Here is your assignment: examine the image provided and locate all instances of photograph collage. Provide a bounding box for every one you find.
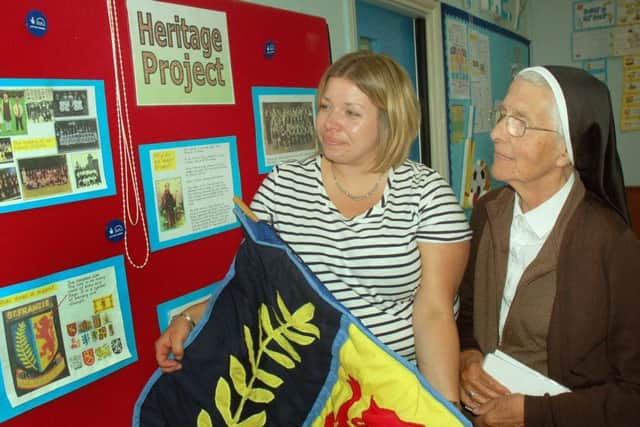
[0,84,107,209]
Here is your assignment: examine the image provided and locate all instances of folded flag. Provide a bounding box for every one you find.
[133,207,471,427]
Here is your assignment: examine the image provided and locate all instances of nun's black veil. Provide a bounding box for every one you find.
[544,65,631,225]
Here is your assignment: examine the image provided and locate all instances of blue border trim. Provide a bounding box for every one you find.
[138,136,242,252]
[0,78,115,214]
[251,86,317,174]
[0,256,137,423]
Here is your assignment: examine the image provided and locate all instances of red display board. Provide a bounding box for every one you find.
[0,1,329,425]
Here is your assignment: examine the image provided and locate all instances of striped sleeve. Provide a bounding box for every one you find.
[416,167,471,242]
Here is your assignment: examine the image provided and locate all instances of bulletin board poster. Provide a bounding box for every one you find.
[621,55,640,131]
[126,0,234,106]
[583,58,608,83]
[442,4,529,215]
[0,79,115,214]
[0,256,137,423]
[139,136,242,252]
[618,0,640,26]
[573,0,615,31]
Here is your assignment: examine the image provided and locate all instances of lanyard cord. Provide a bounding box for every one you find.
[106,0,150,269]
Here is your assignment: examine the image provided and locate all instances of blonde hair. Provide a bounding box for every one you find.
[316,50,420,172]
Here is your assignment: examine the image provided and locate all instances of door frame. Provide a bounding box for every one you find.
[349,0,450,180]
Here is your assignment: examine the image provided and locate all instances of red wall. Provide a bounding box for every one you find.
[0,1,329,425]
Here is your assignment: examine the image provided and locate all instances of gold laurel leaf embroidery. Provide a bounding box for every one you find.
[259,305,274,335]
[196,409,213,427]
[271,328,301,362]
[244,326,256,370]
[263,347,294,369]
[214,377,233,426]
[236,410,266,427]
[229,355,248,396]
[282,328,316,345]
[208,291,319,427]
[255,369,282,388]
[276,293,292,321]
[247,387,274,404]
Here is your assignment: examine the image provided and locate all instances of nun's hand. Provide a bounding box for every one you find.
[459,349,510,410]
[471,393,525,427]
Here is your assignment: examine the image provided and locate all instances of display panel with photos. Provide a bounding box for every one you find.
[0,79,115,214]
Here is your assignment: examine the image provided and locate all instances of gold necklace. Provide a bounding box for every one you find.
[330,162,381,202]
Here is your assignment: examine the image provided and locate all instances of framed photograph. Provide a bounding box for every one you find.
[251,87,318,174]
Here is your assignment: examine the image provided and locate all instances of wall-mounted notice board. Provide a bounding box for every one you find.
[0,1,330,426]
[441,3,530,215]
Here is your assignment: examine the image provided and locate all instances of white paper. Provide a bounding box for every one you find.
[446,18,470,100]
[572,28,612,60]
[468,30,492,133]
[612,24,640,56]
[482,350,570,396]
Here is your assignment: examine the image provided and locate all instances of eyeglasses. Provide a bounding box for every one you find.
[489,109,559,138]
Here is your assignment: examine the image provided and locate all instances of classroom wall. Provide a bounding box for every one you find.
[242,0,532,181]
[527,0,640,186]
[243,0,530,61]
[242,0,356,59]
[245,0,639,188]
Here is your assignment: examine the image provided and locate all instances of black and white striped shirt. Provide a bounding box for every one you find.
[250,155,471,361]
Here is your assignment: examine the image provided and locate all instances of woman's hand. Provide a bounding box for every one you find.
[154,315,193,373]
[154,301,208,373]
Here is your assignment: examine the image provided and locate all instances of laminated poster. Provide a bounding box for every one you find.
[621,55,640,131]
[0,256,137,423]
[139,136,242,251]
[0,78,115,214]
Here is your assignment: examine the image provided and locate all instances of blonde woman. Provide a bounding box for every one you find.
[156,51,471,405]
